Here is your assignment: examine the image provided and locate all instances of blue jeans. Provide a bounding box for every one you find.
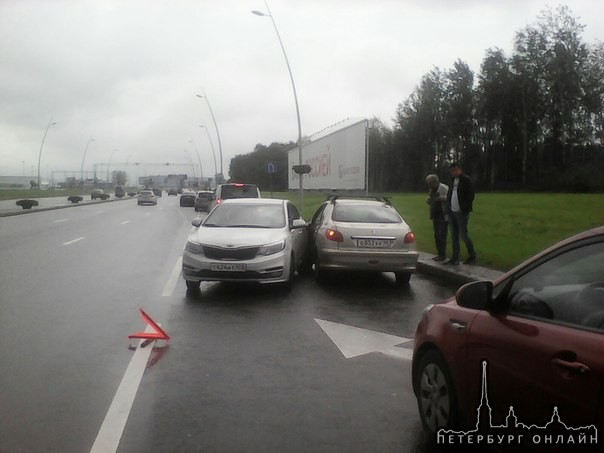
[449,211,476,261]
[432,217,448,258]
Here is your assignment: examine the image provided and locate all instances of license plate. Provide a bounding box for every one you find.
[355,239,393,248]
[210,263,247,272]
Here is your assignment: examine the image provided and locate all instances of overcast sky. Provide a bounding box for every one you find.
[1,0,602,182]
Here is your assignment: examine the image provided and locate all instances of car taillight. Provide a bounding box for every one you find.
[404,232,416,244]
[326,228,344,242]
[216,198,223,204]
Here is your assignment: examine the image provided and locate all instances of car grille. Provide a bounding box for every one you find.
[202,246,259,260]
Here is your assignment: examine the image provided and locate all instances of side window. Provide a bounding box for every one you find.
[507,241,604,330]
[310,203,327,226]
[287,203,301,222]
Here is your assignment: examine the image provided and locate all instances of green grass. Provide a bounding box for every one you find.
[0,189,90,201]
[270,192,604,271]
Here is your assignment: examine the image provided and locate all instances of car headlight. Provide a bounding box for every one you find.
[185,241,204,255]
[257,240,285,256]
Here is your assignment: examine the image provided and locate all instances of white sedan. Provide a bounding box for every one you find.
[182,198,308,292]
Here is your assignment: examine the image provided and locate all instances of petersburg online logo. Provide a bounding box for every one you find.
[437,361,598,448]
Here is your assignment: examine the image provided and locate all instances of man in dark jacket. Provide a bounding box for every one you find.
[446,162,477,265]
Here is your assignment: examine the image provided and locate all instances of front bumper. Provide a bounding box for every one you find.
[182,249,289,284]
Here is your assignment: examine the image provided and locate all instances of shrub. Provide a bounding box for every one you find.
[16,199,39,209]
[68,195,83,203]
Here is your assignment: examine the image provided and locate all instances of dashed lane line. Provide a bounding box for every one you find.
[53,218,69,223]
[62,237,85,246]
[120,220,131,225]
[162,256,183,297]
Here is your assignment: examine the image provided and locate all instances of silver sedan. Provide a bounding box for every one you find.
[308,196,418,285]
[182,198,308,291]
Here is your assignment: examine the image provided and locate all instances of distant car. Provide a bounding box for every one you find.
[182,198,308,291]
[137,189,157,206]
[210,183,260,210]
[167,188,178,196]
[412,226,604,442]
[152,188,162,197]
[91,189,104,200]
[180,191,196,207]
[194,190,214,212]
[307,196,418,285]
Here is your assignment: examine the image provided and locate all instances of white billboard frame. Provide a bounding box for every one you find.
[288,118,368,191]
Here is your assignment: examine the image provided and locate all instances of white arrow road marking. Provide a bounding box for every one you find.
[53,218,69,223]
[89,331,155,453]
[315,318,413,360]
[62,237,84,246]
[162,256,183,297]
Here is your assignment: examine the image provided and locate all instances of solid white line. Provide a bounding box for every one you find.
[53,218,69,223]
[162,256,183,297]
[62,237,84,246]
[120,220,131,225]
[89,334,154,453]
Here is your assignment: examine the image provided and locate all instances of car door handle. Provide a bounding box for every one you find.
[449,319,467,331]
[552,358,590,374]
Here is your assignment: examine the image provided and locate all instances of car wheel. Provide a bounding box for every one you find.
[313,249,327,284]
[281,254,296,292]
[186,280,200,291]
[395,271,411,286]
[415,349,459,438]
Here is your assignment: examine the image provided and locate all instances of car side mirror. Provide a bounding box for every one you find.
[456,280,493,310]
[291,219,307,229]
[191,219,202,228]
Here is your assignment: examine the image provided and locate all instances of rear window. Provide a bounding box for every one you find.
[141,191,153,196]
[220,185,259,199]
[198,193,212,199]
[332,204,402,223]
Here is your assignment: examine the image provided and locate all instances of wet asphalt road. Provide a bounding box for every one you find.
[0,195,459,453]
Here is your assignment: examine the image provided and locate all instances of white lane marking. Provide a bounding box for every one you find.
[62,237,85,246]
[96,210,104,214]
[53,218,69,223]
[145,212,151,216]
[89,333,154,453]
[315,318,413,359]
[162,256,183,297]
[120,220,131,225]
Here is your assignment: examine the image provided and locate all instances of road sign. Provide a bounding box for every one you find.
[266,162,276,174]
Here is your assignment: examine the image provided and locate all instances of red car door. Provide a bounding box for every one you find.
[464,239,604,432]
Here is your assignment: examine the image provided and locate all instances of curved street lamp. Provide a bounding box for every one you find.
[184,149,196,184]
[196,92,223,182]
[199,124,218,182]
[80,138,95,183]
[189,139,204,181]
[252,1,304,209]
[37,119,56,190]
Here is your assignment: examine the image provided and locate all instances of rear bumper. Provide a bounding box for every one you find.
[318,248,418,272]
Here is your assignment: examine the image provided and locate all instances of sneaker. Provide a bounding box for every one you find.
[464,256,477,265]
[433,256,446,262]
[444,259,459,265]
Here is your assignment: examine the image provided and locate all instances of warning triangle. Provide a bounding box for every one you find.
[128,308,170,341]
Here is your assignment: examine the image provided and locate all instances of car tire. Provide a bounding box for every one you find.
[313,249,327,284]
[186,280,200,291]
[415,349,459,438]
[395,272,411,286]
[281,254,296,292]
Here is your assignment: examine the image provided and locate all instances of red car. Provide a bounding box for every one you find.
[412,226,604,449]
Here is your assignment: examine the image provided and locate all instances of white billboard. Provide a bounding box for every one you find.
[288,118,367,190]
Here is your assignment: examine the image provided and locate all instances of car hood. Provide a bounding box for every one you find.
[189,227,284,247]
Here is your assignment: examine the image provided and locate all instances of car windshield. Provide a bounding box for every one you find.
[332,204,402,223]
[204,204,284,228]
[141,191,153,195]
[220,185,258,199]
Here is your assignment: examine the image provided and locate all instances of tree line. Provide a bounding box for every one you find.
[231,6,604,193]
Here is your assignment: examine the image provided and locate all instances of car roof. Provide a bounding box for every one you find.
[221,198,285,206]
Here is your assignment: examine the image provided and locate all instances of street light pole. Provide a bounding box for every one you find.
[252,1,304,209]
[189,139,204,181]
[199,125,218,184]
[80,138,95,184]
[37,119,56,191]
[196,92,223,182]
[184,150,196,184]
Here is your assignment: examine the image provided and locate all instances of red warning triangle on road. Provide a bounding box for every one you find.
[128,308,170,341]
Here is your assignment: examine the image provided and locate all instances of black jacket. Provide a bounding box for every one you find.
[447,173,474,213]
